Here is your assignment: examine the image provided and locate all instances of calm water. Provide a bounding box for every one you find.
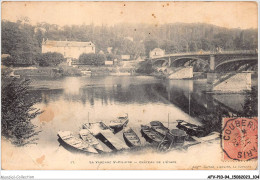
[28,76,257,147]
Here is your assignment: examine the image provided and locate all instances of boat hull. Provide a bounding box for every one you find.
[123,128,141,147]
[79,129,111,153]
[176,120,208,137]
[150,121,170,136]
[57,132,98,154]
[140,125,164,144]
[109,119,129,133]
[83,122,129,151]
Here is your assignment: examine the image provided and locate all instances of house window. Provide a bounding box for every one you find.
[92,47,94,51]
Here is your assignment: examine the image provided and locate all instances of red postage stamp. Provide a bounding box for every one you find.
[221,117,258,161]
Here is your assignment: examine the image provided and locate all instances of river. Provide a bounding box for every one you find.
[27,75,257,145]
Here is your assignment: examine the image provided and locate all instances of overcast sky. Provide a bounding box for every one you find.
[2,1,258,29]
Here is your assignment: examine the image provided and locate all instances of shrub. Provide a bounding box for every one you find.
[36,52,65,67]
[1,70,42,146]
[79,53,106,66]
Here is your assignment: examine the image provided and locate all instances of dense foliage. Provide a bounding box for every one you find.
[2,21,40,65]
[2,20,257,66]
[36,52,65,66]
[1,69,42,146]
[79,53,106,66]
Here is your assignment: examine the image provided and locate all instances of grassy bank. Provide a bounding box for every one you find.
[13,65,137,78]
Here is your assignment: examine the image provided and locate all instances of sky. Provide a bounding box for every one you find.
[1,1,258,29]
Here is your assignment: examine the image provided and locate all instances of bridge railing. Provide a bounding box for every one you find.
[151,50,258,59]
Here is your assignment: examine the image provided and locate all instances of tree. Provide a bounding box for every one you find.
[189,41,198,52]
[1,69,42,146]
[79,53,106,66]
[106,53,117,61]
[2,21,40,65]
[144,39,158,56]
[136,61,155,74]
[35,29,44,48]
[201,38,212,51]
[36,52,65,66]
[1,56,16,67]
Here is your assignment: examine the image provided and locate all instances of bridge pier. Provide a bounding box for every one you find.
[209,55,215,71]
[207,72,251,92]
[168,66,193,79]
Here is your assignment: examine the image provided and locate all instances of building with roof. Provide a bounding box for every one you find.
[149,48,165,59]
[121,55,131,61]
[42,39,95,59]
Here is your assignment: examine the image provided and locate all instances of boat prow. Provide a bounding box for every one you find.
[109,115,129,133]
[57,131,98,154]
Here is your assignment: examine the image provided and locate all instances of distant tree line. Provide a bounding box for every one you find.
[2,20,257,66]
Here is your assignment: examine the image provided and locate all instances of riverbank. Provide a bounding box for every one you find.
[12,65,137,78]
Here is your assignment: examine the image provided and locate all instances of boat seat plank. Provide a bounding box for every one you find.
[100,130,128,150]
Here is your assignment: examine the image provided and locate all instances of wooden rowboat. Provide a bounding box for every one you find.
[140,125,165,143]
[57,131,98,154]
[79,129,111,153]
[83,122,111,136]
[150,121,169,136]
[176,120,209,137]
[109,114,129,133]
[83,122,129,151]
[123,128,141,147]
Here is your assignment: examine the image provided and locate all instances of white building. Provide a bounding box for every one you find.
[42,39,95,59]
[121,55,131,60]
[149,48,165,58]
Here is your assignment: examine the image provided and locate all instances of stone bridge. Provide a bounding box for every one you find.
[151,50,258,72]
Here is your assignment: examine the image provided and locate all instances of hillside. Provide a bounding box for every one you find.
[2,20,257,65]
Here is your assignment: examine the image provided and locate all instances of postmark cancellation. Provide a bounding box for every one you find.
[221,117,258,161]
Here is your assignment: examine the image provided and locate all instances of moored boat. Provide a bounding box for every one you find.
[57,131,98,154]
[83,122,111,136]
[79,129,111,153]
[123,128,141,147]
[150,121,169,136]
[83,122,129,151]
[140,125,165,144]
[109,114,129,133]
[141,125,172,151]
[176,120,209,137]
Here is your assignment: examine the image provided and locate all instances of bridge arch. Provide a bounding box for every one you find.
[152,58,168,66]
[169,56,208,67]
[215,57,258,71]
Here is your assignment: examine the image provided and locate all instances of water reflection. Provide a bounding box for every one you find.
[63,77,81,95]
[30,76,257,135]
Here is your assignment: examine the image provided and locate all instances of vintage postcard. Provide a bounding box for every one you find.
[1,1,258,171]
